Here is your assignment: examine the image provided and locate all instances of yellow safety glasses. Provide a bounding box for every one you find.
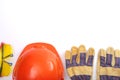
[0,43,13,77]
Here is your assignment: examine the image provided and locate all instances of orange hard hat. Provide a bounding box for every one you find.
[13,43,64,80]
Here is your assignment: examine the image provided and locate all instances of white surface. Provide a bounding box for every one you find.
[0,0,120,80]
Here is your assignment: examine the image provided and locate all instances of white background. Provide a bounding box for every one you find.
[0,0,120,80]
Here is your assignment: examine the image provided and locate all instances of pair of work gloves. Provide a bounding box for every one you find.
[65,45,120,80]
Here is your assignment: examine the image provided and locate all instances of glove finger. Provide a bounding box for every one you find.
[76,45,88,80]
[65,50,72,68]
[71,46,81,80]
[97,49,106,80]
[65,50,76,80]
[71,46,78,66]
[77,45,86,66]
[100,49,106,67]
[114,49,120,68]
[106,47,114,67]
[87,47,95,66]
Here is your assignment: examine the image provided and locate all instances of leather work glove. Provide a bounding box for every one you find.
[65,45,95,80]
[97,47,120,80]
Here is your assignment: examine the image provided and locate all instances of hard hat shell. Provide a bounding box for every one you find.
[13,43,64,80]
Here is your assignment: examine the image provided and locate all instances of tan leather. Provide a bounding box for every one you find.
[73,66,92,75]
[65,45,94,80]
[97,47,120,80]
